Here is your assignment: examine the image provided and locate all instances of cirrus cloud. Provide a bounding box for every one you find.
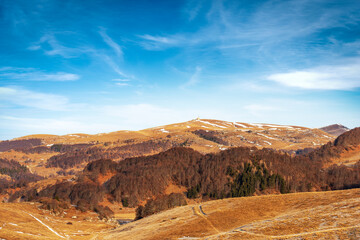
[0,67,79,81]
[0,86,70,111]
[267,61,360,90]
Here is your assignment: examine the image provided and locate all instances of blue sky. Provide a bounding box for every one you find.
[0,0,360,140]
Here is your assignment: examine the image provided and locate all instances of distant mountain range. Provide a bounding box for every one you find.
[0,119,359,239]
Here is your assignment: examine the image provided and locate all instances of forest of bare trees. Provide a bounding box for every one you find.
[6,127,360,219]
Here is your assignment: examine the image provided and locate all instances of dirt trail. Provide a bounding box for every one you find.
[192,205,220,234]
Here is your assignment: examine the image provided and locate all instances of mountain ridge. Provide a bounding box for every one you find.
[319,124,350,136]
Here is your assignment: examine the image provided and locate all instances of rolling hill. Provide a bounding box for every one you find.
[0,120,359,239]
[1,188,359,239]
[320,124,350,137]
[0,119,335,179]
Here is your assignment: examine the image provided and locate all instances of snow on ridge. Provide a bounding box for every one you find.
[248,123,264,128]
[222,121,234,126]
[257,133,278,140]
[234,122,248,128]
[196,119,227,128]
[264,141,272,145]
[249,123,294,129]
[160,128,169,133]
[68,134,80,137]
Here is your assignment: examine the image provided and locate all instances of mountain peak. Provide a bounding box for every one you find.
[319,124,350,136]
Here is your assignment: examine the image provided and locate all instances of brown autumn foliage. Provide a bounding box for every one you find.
[135,193,187,220]
[0,158,43,192]
[192,129,229,145]
[0,139,42,152]
[21,143,94,154]
[38,197,71,214]
[46,139,176,169]
[8,127,360,219]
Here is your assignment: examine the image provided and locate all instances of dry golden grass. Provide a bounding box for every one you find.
[1,189,359,239]
[0,150,60,177]
[0,202,113,240]
[12,119,334,153]
[1,119,336,186]
[99,188,360,240]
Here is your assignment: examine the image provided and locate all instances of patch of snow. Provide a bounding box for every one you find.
[9,223,18,226]
[205,145,213,147]
[15,231,23,234]
[322,135,332,139]
[219,147,227,151]
[201,125,209,128]
[264,141,272,145]
[196,119,227,128]
[223,121,234,126]
[248,123,264,128]
[25,212,65,239]
[234,122,248,128]
[46,144,53,147]
[257,133,278,140]
[249,123,294,129]
[68,134,80,137]
[267,124,293,129]
[186,126,191,128]
[268,128,278,131]
[160,128,169,133]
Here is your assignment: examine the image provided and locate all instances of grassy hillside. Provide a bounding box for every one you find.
[100,188,360,240]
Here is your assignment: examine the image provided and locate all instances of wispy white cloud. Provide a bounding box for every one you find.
[0,103,220,139]
[181,66,202,88]
[28,34,84,58]
[101,54,130,78]
[0,115,119,137]
[140,34,175,44]
[138,34,182,50]
[267,61,360,90]
[99,27,123,58]
[29,32,134,80]
[0,67,79,81]
[115,82,130,87]
[112,78,130,82]
[101,103,213,129]
[0,86,70,111]
[138,0,360,59]
[184,0,204,21]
